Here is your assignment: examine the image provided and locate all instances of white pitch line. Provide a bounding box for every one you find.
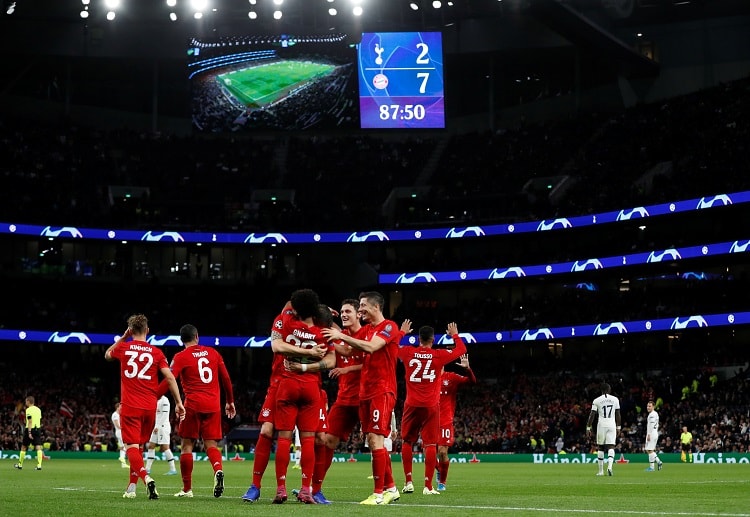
[52,487,750,516]
[333,501,750,516]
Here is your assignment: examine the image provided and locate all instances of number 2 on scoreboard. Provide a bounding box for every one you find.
[416,42,430,94]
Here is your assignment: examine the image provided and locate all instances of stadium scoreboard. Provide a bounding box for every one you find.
[358,31,445,129]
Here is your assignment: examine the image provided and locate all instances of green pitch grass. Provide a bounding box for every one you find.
[216,60,335,108]
[4,459,749,516]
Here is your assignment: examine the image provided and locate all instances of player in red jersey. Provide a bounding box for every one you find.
[167,324,236,499]
[105,313,185,500]
[437,353,475,490]
[242,326,286,503]
[322,291,407,505]
[242,298,327,504]
[287,299,365,504]
[398,323,466,495]
[271,289,334,504]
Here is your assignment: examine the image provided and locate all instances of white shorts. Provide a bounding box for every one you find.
[644,435,658,451]
[149,424,171,446]
[596,426,617,446]
[115,430,124,448]
[364,437,393,452]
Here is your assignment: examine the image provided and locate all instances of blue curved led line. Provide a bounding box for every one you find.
[2,191,746,244]
[380,238,750,284]
[1,311,746,346]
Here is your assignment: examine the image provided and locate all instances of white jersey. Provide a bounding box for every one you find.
[591,393,620,428]
[645,410,659,449]
[149,396,172,445]
[111,410,123,445]
[155,396,171,427]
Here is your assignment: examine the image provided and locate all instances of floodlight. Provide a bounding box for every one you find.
[166,0,177,7]
[273,10,282,19]
[104,0,120,9]
[328,8,337,15]
[433,1,441,7]
[80,10,89,18]
[248,10,257,18]
[106,10,116,20]
[410,2,419,10]
[169,12,177,20]
[352,6,362,16]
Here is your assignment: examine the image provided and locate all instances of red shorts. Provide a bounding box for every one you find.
[401,404,439,445]
[258,383,278,424]
[359,392,395,436]
[317,390,329,434]
[326,403,360,441]
[178,407,223,441]
[438,422,455,447]
[275,378,321,433]
[120,405,156,446]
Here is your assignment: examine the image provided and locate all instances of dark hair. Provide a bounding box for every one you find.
[601,383,611,395]
[127,314,148,334]
[291,289,321,320]
[341,298,359,311]
[180,324,198,344]
[360,291,385,311]
[315,304,334,327]
[419,326,435,343]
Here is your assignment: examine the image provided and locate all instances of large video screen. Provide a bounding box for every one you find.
[188,34,358,132]
[358,31,445,129]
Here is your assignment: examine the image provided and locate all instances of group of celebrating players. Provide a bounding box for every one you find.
[106,289,475,504]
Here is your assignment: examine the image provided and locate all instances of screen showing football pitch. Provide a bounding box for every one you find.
[188,33,358,132]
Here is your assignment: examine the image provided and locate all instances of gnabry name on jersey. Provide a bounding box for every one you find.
[293,329,317,341]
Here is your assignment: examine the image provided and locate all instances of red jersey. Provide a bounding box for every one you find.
[333,326,366,406]
[266,309,294,390]
[274,310,332,383]
[360,319,401,400]
[110,339,169,410]
[398,336,466,407]
[169,345,234,412]
[439,368,476,426]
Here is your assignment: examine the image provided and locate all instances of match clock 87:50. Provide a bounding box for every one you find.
[379,103,427,121]
[358,31,445,129]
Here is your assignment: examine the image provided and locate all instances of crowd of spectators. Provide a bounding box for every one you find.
[1,49,749,463]
[1,76,748,237]
[2,352,748,458]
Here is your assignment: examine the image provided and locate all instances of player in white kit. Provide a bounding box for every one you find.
[145,395,177,475]
[111,402,129,468]
[644,400,663,472]
[586,383,621,477]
